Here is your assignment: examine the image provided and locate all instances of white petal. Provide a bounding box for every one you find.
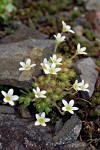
[3,98,8,103]
[43,69,50,74]
[20,62,25,67]
[37,87,40,92]
[62,107,66,111]
[41,95,47,98]
[35,121,40,126]
[84,84,89,88]
[1,91,7,97]
[85,89,90,92]
[77,43,80,50]
[51,63,56,69]
[45,118,50,122]
[26,59,31,65]
[72,107,79,110]
[66,25,71,30]
[62,99,68,106]
[41,90,46,94]
[45,64,50,70]
[9,100,15,106]
[81,47,86,51]
[61,36,65,41]
[12,95,19,101]
[30,64,36,67]
[33,89,37,94]
[57,33,61,38]
[8,89,14,95]
[55,68,61,72]
[57,58,62,63]
[69,100,74,106]
[41,112,45,118]
[69,110,74,114]
[36,114,40,120]
[19,68,25,71]
[41,123,46,126]
[69,29,75,33]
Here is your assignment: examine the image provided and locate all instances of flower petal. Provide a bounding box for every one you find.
[35,121,40,126]
[62,99,68,106]
[69,29,75,33]
[77,43,80,50]
[41,112,45,118]
[30,64,36,67]
[36,114,40,120]
[45,118,50,122]
[9,100,14,106]
[8,89,14,95]
[41,90,46,94]
[72,107,79,110]
[1,91,7,97]
[19,68,25,71]
[62,107,66,111]
[55,68,61,72]
[69,110,74,114]
[26,59,31,65]
[20,62,25,67]
[41,123,46,126]
[69,99,74,106]
[37,87,40,92]
[12,95,19,101]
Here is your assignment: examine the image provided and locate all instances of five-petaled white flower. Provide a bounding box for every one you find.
[73,80,81,91]
[76,43,87,55]
[33,87,47,98]
[1,89,19,106]
[62,99,79,114]
[40,58,51,69]
[35,112,50,126]
[50,54,62,65]
[43,63,61,74]
[62,21,75,33]
[19,58,36,71]
[54,33,65,45]
[78,80,89,92]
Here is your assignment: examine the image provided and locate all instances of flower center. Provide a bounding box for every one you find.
[6,96,11,101]
[36,93,41,97]
[39,118,44,124]
[49,69,54,74]
[73,84,78,89]
[81,86,85,90]
[25,65,30,70]
[66,105,71,111]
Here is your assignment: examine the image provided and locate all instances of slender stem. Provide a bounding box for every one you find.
[76,98,92,105]
[70,53,77,60]
[53,101,65,115]
[65,86,73,91]
[54,43,58,53]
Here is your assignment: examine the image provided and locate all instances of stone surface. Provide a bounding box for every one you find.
[85,0,100,11]
[74,57,99,99]
[0,39,55,89]
[0,114,91,150]
[19,105,31,119]
[54,118,63,135]
[53,115,82,145]
[0,22,48,44]
[73,25,83,36]
[0,105,15,114]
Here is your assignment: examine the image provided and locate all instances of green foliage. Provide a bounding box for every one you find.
[0,0,16,21]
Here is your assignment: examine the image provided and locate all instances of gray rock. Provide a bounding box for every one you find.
[74,57,99,99]
[73,25,83,36]
[0,39,55,89]
[54,118,63,135]
[0,23,48,44]
[53,115,82,145]
[85,0,100,11]
[0,105,15,114]
[19,105,31,119]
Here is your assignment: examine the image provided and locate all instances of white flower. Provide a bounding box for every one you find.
[33,87,47,98]
[78,80,89,92]
[76,43,87,55]
[62,21,75,33]
[19,58,36,71]
[1,89,19,106]
[73,80,81,91]
[54,33,65,45]
[43,63,61,75]
[40,58,51,69]
[35,112,50,126]
[50,54,62,65]
[62,99,79,114]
